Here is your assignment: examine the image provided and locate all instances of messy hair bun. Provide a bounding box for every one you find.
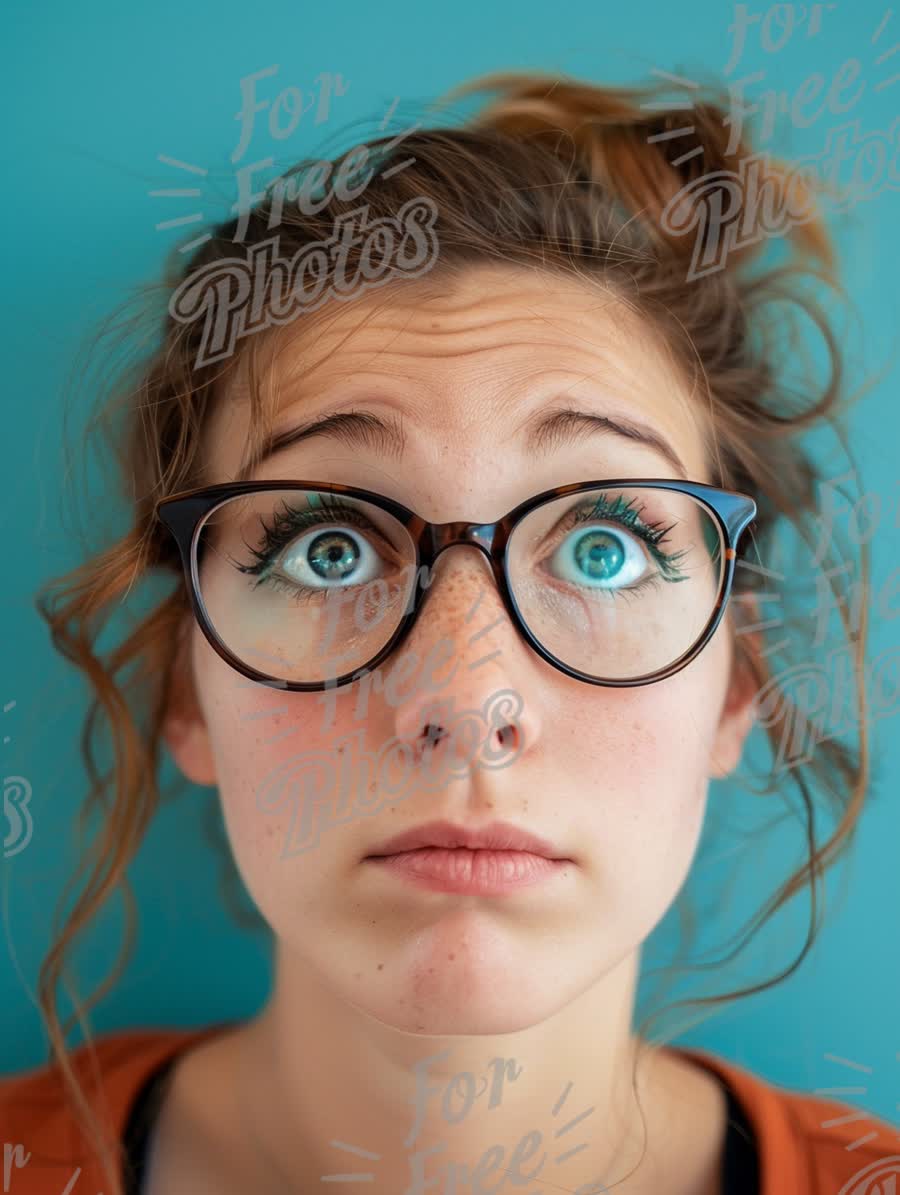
[456,69,832,273]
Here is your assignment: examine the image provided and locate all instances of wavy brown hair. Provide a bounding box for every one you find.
[28,70,872,1193]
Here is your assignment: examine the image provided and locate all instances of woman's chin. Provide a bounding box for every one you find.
[341,950,580,1035]
[312,905,599,1033]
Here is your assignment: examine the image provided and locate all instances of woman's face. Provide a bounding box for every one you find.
[164,263,756,1035]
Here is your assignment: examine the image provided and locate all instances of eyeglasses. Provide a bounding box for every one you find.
[154,479,757,693]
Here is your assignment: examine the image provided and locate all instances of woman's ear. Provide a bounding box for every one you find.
[162,614,218,787]
[708,600,761,781]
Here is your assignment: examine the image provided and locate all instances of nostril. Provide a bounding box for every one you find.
[495,723,517,750]
[422,722,446,747]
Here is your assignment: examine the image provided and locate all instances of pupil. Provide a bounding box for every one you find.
[309,532,359,579]
[575,530,623,580]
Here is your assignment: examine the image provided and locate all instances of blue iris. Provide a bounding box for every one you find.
[573,529,625,581]
[308,532,360,580]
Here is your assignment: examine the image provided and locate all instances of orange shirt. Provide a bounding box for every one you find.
[1,1024,898,1193]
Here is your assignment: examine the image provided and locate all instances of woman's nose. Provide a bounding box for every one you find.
[388,546,542,762]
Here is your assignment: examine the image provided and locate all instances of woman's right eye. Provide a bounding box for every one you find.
[275,526,385,590]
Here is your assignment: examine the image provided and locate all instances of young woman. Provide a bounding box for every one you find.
[4,72,897,1195]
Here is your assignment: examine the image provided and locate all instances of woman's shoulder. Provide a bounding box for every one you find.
[676,1045,900,1194]
[0,1023,228,1194]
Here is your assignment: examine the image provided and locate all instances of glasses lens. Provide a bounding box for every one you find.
[194,489,418,684]
[507,486,724,681]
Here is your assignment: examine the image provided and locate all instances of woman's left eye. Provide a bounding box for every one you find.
[546,522,649,589]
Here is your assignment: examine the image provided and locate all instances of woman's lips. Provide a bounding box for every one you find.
[363,847,569,894]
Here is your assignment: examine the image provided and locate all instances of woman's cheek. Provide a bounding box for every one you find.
[576,671,720,883]
[217,683,404,893]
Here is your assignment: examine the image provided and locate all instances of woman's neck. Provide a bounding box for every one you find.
[203,948,728,1195]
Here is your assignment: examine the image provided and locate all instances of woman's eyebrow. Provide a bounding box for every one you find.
[245,405,688,481]
[239,410,406,481]
[526,407,688,480]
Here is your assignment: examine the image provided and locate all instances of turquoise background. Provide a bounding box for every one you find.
[3,0,899,1130]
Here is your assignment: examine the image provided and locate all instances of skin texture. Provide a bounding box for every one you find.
[158,262,758,1194]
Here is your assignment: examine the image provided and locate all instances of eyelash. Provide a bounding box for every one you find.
[231,491,690,600]
[233,496,397,600]
[550,493,690,581]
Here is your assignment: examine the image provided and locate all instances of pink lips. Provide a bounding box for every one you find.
[366,819,566,859]
[363,820,572,895]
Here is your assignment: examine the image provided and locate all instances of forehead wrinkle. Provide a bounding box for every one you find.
[208,266,708,482]
[254,268,653,417]
[217,353,698,484]
[267,284,631,378]
[266,327,637,424]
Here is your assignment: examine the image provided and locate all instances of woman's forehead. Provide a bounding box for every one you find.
[207,266,710,482]
[269,265,661,366]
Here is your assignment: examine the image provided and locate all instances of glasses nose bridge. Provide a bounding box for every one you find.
[428,520,498,566]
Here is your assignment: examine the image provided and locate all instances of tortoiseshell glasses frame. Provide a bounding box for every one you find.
[154,478,758,693]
